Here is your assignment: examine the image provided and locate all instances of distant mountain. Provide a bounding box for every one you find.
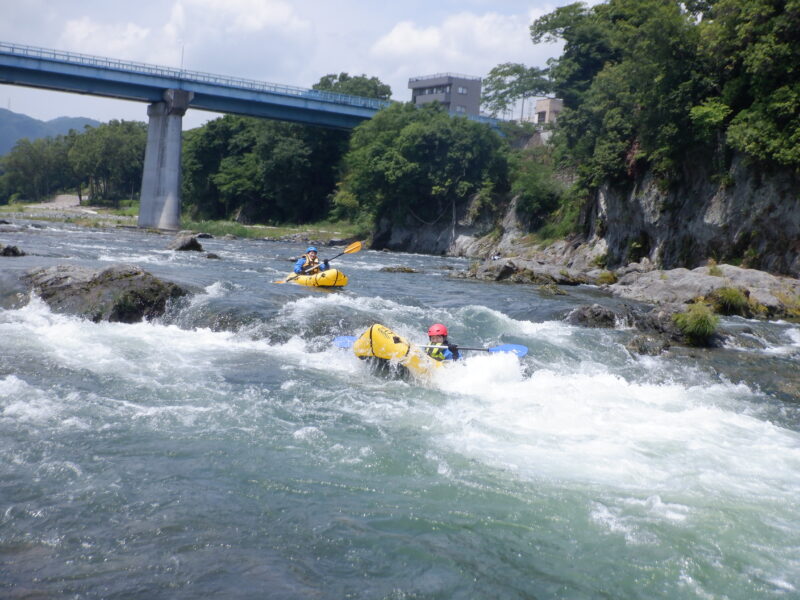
[0,108,101,155]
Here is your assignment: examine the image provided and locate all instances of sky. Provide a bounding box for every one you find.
[0,0,583,130]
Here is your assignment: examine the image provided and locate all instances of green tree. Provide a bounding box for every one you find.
[532,0,711,181]
[334,103,508,230]
[312,72,392,100]
[509,147,565,229]
[530,2,618,109]
[67,121,146,203]
[182,115,255,219]
[1,138,50,201]
[697,0,800,167]
[0,135,80,202]
[482,62,551,119]
[183,116,332,223]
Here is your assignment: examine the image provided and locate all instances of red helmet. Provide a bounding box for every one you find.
[428,323,448,336]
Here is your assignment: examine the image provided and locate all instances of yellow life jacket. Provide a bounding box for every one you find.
[302,253,321,274]
[426,344,447,361]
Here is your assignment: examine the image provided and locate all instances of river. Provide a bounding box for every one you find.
[2,220,799,598]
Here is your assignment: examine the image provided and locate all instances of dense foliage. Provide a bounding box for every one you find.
[508,146,565,231]
[0,120,146,204]
[332,103,508,232]
[529,0,800,185]
[181,73,391,224]
[700,0,800,167]
[182,116,339,223]
[313,72,392,100]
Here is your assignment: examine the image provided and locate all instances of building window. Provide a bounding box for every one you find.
[456,105,466,113]
[537,111,546,123]
[457,86,467,94]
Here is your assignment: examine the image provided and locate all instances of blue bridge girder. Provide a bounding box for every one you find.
[0,41,392,129]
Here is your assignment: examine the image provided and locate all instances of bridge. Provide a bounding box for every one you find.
[0,41,393,229]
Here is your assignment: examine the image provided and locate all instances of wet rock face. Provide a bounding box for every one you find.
[22,264,189,323]
[590,153,800,277]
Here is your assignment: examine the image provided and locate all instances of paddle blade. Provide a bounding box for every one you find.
[334,336,357,349]
[273,274,298,284]
[343,240,363,254]
[488,344,528,357]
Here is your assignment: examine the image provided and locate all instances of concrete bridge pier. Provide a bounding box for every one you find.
[138,89,194,230]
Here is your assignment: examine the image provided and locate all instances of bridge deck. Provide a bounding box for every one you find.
[0,41,390,129]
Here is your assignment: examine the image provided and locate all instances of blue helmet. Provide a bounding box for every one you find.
[306,246,318,253]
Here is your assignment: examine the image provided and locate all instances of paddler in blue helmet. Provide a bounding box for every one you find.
[425,323,460,361]
[294,246,329,275]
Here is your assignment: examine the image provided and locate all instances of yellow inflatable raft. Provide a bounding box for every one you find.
[287,268,348,287]
[353,323,443,379]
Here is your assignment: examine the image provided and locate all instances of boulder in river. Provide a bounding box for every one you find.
[1,244,26,256]
[565,304,619,328]
[168,234,203,251]
[22,264,188,323]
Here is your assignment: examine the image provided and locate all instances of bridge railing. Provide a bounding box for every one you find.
[0,41,392,111]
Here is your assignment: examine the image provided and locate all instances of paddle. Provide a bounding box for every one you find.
[333,336,528,357]
[420,344,528,357]
[333,336,357,348]
[274,240,363,283]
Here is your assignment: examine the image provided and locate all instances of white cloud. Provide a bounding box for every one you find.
[370,10,556,77]
[59,17,151,58]
[179,0,309,34]
[371,21,443,58]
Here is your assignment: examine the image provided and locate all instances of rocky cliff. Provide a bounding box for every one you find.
[372,151,799,280]
[586,153,800,277]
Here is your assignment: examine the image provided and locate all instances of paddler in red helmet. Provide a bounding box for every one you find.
[425,323,460,361]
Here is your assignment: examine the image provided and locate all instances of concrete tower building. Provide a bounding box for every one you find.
[408,73,482,116]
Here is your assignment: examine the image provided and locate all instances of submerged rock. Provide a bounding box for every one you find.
[22,264,188,323]
[626,335,671,356]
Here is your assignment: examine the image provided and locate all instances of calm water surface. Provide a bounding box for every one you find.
[1,220,799,598]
